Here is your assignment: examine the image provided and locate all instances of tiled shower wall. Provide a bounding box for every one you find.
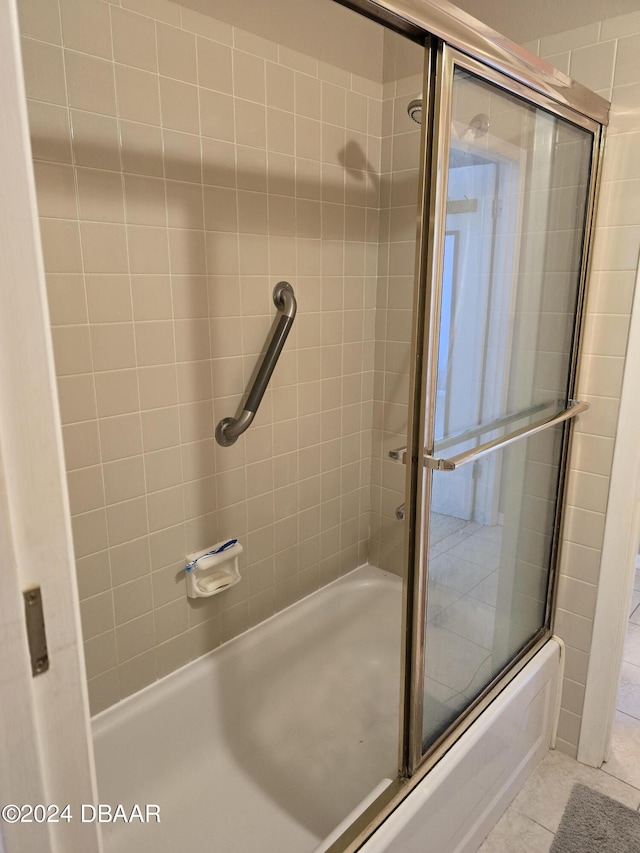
[18,0,384,713]
[522,15,640,757]
[370,73,422,575]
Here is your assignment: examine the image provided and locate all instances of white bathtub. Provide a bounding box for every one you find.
[92,565,560,853]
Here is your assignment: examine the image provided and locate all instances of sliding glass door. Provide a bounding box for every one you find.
[407,46,601,764]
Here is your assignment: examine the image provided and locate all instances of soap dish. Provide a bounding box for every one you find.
[185,540,242,599]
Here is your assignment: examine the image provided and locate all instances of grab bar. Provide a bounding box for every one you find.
[215,281,296,447]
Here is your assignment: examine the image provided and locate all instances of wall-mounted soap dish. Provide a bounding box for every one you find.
[185,539,242,599]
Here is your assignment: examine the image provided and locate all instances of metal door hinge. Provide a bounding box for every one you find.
[23,586,49,676]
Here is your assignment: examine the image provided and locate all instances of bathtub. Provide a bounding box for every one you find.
[92,565,560,853]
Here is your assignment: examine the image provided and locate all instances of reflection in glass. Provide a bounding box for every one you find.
[423,426,564,748]
[422,68,593,752]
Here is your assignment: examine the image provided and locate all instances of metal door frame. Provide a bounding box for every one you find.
[325,1,607,850]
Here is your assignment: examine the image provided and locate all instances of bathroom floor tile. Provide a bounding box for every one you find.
[629,593,640,620]
[508,749,640,834]
[622,622,640,666]
[617,660,640,720]
[602,710,640,789]
[478,809,554,853]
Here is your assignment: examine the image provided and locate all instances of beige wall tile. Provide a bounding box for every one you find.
[91,323,136,371]
[158,23,196,84]
[113,575,153,625]
[235,100,266,149]
[80,590,114,639]
[134,320,175,366]
[160,77,200,134]
[81,222,128,273]
[116,65,161,125]
[86,275,132,323]
[110,536,150,586]
[111,7,157,72]
[95,369,140,417]
[57,374,98,424]
[77,168,125,223]
[51,326,92,375]
[60,0,112,59]
[62,421,101,470]
[17,0,62,44]
[103,455,146,505]
[46,274,87,325]
[199,90,235,146]
[40,219,83,273]
[84,630,118,679]
[119,648,157,698]
[71,110,122,170]
[141,407,180,451]
[33,162,77,219]
[138,364,178,409]
[27,100,72,163]
[145,446,183,492]
[116,611,155,661]
[76,550,111,600]
[233,50,265,104]
[21,38,66,105]
[124,175,167,225]
[65,51,117,115]
[166,181,204,229]
[72,508,109,559]
[127,225,170,273]
[121,121,163,176]
[163,129,202,182]
[132,275,172,319]
[107,495,149,546]
[99,413,143,461]
[67,465,105,515]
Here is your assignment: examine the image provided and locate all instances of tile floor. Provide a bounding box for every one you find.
[477,560,640,851]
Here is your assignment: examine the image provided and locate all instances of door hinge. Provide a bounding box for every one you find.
[23,586,49,676]
[492,198,503,219]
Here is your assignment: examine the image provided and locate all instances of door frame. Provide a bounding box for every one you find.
[0,1,100,850]
[578,261,640,767]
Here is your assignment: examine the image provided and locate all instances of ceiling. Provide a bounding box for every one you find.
[452,0,640,43]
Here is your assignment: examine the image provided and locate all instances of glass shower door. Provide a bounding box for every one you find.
[412,47,600,759]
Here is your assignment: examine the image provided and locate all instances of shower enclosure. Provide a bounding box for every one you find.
[11,0,608,849]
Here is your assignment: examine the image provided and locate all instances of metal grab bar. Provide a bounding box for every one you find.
[215,282,296,447]
[425,400,589,470]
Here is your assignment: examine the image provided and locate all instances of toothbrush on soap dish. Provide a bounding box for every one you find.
[185,539,238,572]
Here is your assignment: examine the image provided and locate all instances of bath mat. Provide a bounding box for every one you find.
[550,783,640,853]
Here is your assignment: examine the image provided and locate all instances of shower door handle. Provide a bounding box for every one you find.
[215,282,296,447]
[425,400,589,471]
[389,400,589,469]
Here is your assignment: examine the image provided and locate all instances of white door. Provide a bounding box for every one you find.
[0,2,100,851]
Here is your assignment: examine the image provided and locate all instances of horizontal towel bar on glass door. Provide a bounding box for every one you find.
[389,400,589,471]
[215,282,297,448]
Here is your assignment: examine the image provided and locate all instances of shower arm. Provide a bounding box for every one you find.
[215,282,297,447]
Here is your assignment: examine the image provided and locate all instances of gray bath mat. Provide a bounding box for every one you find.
[550,783,640,853]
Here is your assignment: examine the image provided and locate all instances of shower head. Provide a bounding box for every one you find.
[407,98,422,125]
